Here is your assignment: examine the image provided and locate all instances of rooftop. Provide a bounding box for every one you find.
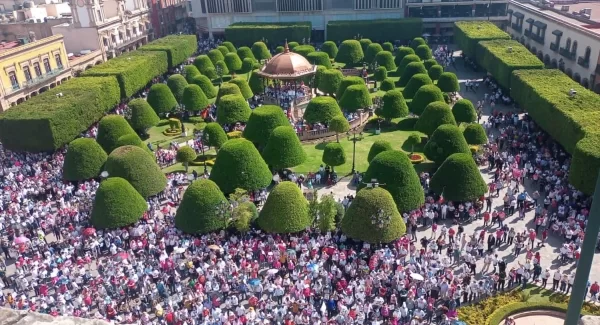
[512,0,600,37]
[0,41,21,52]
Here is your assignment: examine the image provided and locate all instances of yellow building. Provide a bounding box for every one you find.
[0,34,72,111]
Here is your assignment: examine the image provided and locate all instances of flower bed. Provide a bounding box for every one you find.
[408,153,425,164]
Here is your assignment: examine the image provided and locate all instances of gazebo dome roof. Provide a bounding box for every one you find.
[257,44,317,80]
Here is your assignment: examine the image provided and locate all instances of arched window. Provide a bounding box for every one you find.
[43,58,51,73]
[8,71,18,88]
[33,62,42,77]
[571,41,578,55]
[23,66,32,81]
[585,46,591,61]
[565,38,571,50]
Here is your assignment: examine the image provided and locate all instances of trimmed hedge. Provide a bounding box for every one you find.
[184,65,201,83]
[322,41,338,59]
[414,101,457,137]
[128,98,160,133]
[222,41,236,53]
[63,138,108,181]
[182,84,209,112]
[453,99,477,124]
[410,37,427,51]
[365,43,383,63]
[454,21,510,59]
[224,52,243,72]
[215,60,229,76]
[437,72,460,93]
[476,40,543,89]
[263,126,307,169]
[176,146,197,164]
[216,83,242,104]
[337,76,365,99]
[374,66,387,82]
[415,44,432,60]
[423,58,438,70]
[241,57,255,73]
[191,75,217,99]
[175,179,228,234]
[382,42,394,52]
[139,34,196,68]
[217,94,251,124]
[379,90,409,120]
[329,115,350,137]
[367,140,393,163]
[225,22,311,46]
[313,65,328,90]
[398,62,427,87]
[293,45,315,58]
[115,133,146,151]
[147,83,177,114]
[203,122,228,149]
[104,145,167,197]
[336,40,364,66]
[397,54,421,75]
[359,39,372,53]
[243,105,290,147]
[208,49,224,65]
[430,152,487,201]
[339,84,372,112]
[423,124,471,164]
[288,42,300,50]
[410,84,445,115]
[375,51,396,71]
[394,47,415,69]
[228,78,254,99]
[323,142,346,168]
[403,73,433,99]
[248,70,266,94]
[304,96,343,124]
[318,69,344,96]
[252,41,272,61]
[326,19,422,42]
[463,123,488,145]
[96,115,137,154]
[90,177,147,229]
[217,45,230,56]
[257,181,310,233]
[428,65,444,81]
[0,77,120,152]
[236,46,256,62]
[193,55,215,75]
[307,51,332,69]
[167,74,188,103]
[381,78,395,91]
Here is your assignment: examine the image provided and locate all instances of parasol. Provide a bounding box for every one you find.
[14,236,30,244]
[266,269,279,275]
[82,228,96,236]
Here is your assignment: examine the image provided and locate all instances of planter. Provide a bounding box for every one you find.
[408,153,425,164]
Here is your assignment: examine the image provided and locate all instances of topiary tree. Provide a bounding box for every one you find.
[423,124,471,164]
[243,105,289,147]
[216,83,242,103]
[252,41,271,61]
[394,47,416,69]
[203,67,218,80]
[318,69,343,96]
[365,43,383,63]
[322,41,338,59]
[182,84,209,112]
[228,78,254,100]
[398,62,427,87]
[217,45,230,56]
[307,52,332,69]
[287,41,299,50]
[437,72,460,93]
[167,74,188,103]
[339,84,372,112]
[304,96,343,125]
[463,123,488,145]
[406,133,421,153]
[176,146,197,172]
[263,126,307,170]
[375,51,396,71]
[378,89,409,121]
[382,42,394,52]
[207,49,224,65]
[224,52,243,72]
[240,57,255,73]
[359,38,372,53]
[115,133,146,151]
[147,84,177,115]
[374,66,387,88]
[397,54,421,75]
[257,181,311,233]
[380,79,395,91]
[430,153,487,201]
[410,84,445,115]
[209,138,272,194]
[367,140,393,163]
[175,179,228,234]
[293,45,315,58]
[317,194,337,233]
[415,44,433,60]
[335,40,364,66]
[191,75,218,99]
[410,37,427,51]
[217,94,251,124]
[403,73,433,99]
[63,138,108,181]
[313,65,328,91]
[248,70,267,95]
[337,76,364,99]
[341,187,406,243]
[428,65,444,81]
[322,142,346,172]
[329,115,350,143]
[90,177,147,229]
[423,58,438,70]
[275,46,284,53]
[222,41,236,53]
[193,55,215,75]
[215,60,229,77]
[452,99,477,124]
[203,122,228,150]
[236,46,256,62]
[104,145,167,197]
[128,98,159,134]
[414,101,457,137]
[184,65,201,83]
[97,115,137,154]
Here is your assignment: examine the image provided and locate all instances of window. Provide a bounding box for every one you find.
[8,71,18,88]
[585,47,591,61]
[33,63,42,77]
[55,54,63,68]
[571,41,578,55]
[23,66,32,81]
[565,38,571,51]
[43,58,51,73]
[111,34,117,44]
[97,9,102,21]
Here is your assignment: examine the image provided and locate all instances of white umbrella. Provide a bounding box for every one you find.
[410,273,425,281]
[267,269,279,275]
[174,247,186,254]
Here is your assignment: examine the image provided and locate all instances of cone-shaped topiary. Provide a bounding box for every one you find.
[193,55,215,75]
[360,150,425,212]
[215,60,229,76]
[423,124,471,164]
[209,138,272,193]
[237,46,255,62]
[63,138,108,181]
[224,52,243,72]
[398,62,427,87]
[208,49,224,65]
[307,51,332,69]
[339,84,372,112]
[182,84,209,112]
[437,72,460,93]
[304,96,343,124]
[337,76,364,99]
[257,181,310,233]
[191,75,217,99]
[293,45,315,58]
[313,65,327,90]
[128,98,159,133]
[375,51,396,71]
[175,179,228,234]
[394,47,416,68]
[115,133,145,149]
[318,69,343,96]
[147,84,177,115]
[341,187,406,243]
[367,140,393,163]
[415,44,433,60]
[222,41,236,53]
[243,105,290,147]
[374,66,387,83]
[263,126,307,169]
[203,122,228,149]
[414,101,457,137]
[430,153,487,201]
[104,145,167,197]
[288,41,299,50]
[216,83,242,105]
[217,45,230,56]
[322,41,338,59]
[410,37,427,50]
[397,54,421,75]
[359,39,372,52]
[252,41,271,61]
[329,115,350,142]
[365,43,383,63]
[184,65,201,83]
[322,142,346,170]
[378,89,409,120]
[403,73,433,99]
[423,58,438,70]
[217,94,251,124]
[463,123,488,145]
[240,57,255,73]
[97,115,137,154]
[381,79,395,91]
[410,84,445,115]
[248,70,267,94]
[90,177,147,229]
[428,65,444,81]
[203,67,218,80]
[167,74,188,103]
[228,78,254,99]
[336,40,364,66]
[382,42,394,52]
[452,99,477,124]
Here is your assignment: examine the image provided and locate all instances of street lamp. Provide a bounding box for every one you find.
[347,128,364,174]
[195,129,209,175]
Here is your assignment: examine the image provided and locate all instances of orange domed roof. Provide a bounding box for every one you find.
[257,43,317,80]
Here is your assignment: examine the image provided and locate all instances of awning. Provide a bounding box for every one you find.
[552,29,563,36]
[533,21,547,29]
[513,12,524,19]
[526,18,535,24]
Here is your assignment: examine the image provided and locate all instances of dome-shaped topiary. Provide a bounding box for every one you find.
[104,145,167,197]
[215,60,229,76]
[414,101,457,137]
[359,39,372,52]
[360,150,425,212]
[394,47,415,68]
[410,37,427,51]
[240,57,255,73]
[228,77,254,99]
[335,40,364,66]
[209,138,272,194]
[222,41,236,53]
[90,177,147,229]
[224,52,243,72]
[147,84,177,115]
[216,82,242,105]
[293,45,315,58]
[452,99,477,124]
[191,75,217,99]
[428,65,444,81]
[128,98,159,133]
[182,84,209,112]
[184,65,201,83]
[374,67,387,84]
[382,42,394,52]
[193,55,215,75]
[237,46,256,62]
[380,78,395,91]
[337,76,364,99]
[208,49,224,65]
[437,72,460,93]
[304,96,343,124]
[463,123,488,145]
[423,58,438,70]
[217,45,230,56]
[397,54,421,75]
[329,115,350,142]
[243,105,290,147]
[341,187,406,243]
[248,70,267,94]
[313,65,328,90]
[339,84,372,112]
[257,181,310,233]
[262,126,307,170]
[203,122,228,149]
[97,115,137,154]
[367,140,393,163]
[203,67,218,80]
[176,146,197,164]
[287,41,299,50]
[322,41,338,59]
[307,52,332,69]
[217,94,251,124]
[403,73,433,99]
[115,133,145,149]
[167,74,188,103]
[63,138,108,181]
[423,124,471,164]
[175,179,228,234]
[375,51,396,71]
[398,62,427,87]
[410,84,445,116]
[318,69,343,96]
[430,153,487,201]
[252,41,271,61]
[415,44,433,60]
[365,43,383,63]
[378,89,409,120]
[322,142,346,170]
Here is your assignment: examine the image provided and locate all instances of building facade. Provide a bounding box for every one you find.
[149,0,188,37]
[0,33,72,110]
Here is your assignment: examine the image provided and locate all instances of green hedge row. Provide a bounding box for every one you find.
[326,19,422,42]
[225,22,311,46]
[453,21,510,59]
[139,34,197,68]
[0,77,120,152]
[475,40,543,89]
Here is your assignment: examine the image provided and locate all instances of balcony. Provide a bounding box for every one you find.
[578,56,589,68]
[559,47,576,61]
[22,68,65,89]
[550,42,559,52]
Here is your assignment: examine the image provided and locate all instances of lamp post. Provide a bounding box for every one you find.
[195,129,209,175]
[347,128,364,174]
